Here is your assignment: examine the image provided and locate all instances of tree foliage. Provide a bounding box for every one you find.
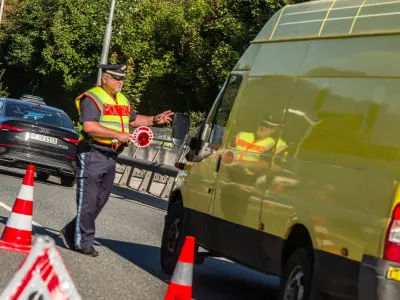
[0,68,9,97]
[0,0,307,121]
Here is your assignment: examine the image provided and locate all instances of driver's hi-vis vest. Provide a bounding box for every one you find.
[75,86,131,146]
[236,132,289,161]
[275,138,288,155]
[235,132,275,162]
[275,138,289,162]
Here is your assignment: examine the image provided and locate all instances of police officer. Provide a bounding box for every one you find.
[59,64,174,257]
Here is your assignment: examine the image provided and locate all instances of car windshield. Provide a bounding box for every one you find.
[5,104,74,129]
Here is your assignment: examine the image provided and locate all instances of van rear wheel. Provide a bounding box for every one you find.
[278,248,313,300]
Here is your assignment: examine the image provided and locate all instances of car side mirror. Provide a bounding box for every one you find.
[171,113,190,147]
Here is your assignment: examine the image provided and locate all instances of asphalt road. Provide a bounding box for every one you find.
[0,166,279,299]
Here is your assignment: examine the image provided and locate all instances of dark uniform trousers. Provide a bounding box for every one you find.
[63,146,117,250]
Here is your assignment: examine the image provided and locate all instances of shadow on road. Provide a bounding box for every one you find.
[97,238,170,282]
[0,166,69,188]
[0,213,279,299]
[97,238,279,300]
[32,226,68,248]
[0,167,25,180]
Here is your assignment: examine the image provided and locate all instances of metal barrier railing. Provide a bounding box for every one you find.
[113,127,189,200]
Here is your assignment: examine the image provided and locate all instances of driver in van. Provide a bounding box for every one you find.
[232,115,287,175]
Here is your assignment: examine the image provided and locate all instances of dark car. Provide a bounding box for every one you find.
[0,96,78,187]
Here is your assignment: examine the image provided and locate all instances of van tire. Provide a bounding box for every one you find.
[160,200,187,275]
[277,248,313,300]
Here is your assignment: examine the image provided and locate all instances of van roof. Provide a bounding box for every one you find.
[252,0,400,44]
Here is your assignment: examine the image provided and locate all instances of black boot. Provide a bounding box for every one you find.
[76,246,99,257]
[60,224,75,250]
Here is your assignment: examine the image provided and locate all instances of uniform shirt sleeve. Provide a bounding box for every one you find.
[80,96,101,123]
[129,109,137,123]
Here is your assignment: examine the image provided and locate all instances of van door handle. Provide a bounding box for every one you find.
[216,154,222,173]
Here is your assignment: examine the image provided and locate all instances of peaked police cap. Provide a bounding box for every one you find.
[260,114,280,128]
[100,64,127,79]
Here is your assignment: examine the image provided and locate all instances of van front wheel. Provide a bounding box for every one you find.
[160,200,186,275]
[278,248,313,300]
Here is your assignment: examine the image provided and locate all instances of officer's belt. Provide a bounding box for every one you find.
[91,143,122,157]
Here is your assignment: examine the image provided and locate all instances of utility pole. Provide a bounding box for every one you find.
[0,0,5,27]
[96,0,117,86]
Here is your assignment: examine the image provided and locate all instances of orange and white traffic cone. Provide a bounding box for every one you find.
[164,236,195,300]
[0,165,35,253]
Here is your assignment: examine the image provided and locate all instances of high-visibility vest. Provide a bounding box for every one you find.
[275,138,288,155]
[236,132,289,161]
[275,138,289,163]
[235,132,275,162]
[75,86,131,146]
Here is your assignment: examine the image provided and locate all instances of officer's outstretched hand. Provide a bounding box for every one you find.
[153,110,174,125]
[116,132,133,144]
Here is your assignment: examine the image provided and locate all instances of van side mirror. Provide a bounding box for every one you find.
[171,113,190,147]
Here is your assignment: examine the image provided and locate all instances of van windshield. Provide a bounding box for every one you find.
[5,104,74,129]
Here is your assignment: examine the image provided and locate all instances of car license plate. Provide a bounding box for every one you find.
[27,132,57,145]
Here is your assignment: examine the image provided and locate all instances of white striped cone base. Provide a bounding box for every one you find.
[164,236,195,300]
[0,165,35,253]
[164,261,193,300]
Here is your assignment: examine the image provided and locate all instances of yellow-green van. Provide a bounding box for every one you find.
[160,0,400,299]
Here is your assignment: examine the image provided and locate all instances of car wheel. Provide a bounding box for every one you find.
[61,176,76,187]
[36,172,49,181]
[277,248,313,300]
[160,200,188,275]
